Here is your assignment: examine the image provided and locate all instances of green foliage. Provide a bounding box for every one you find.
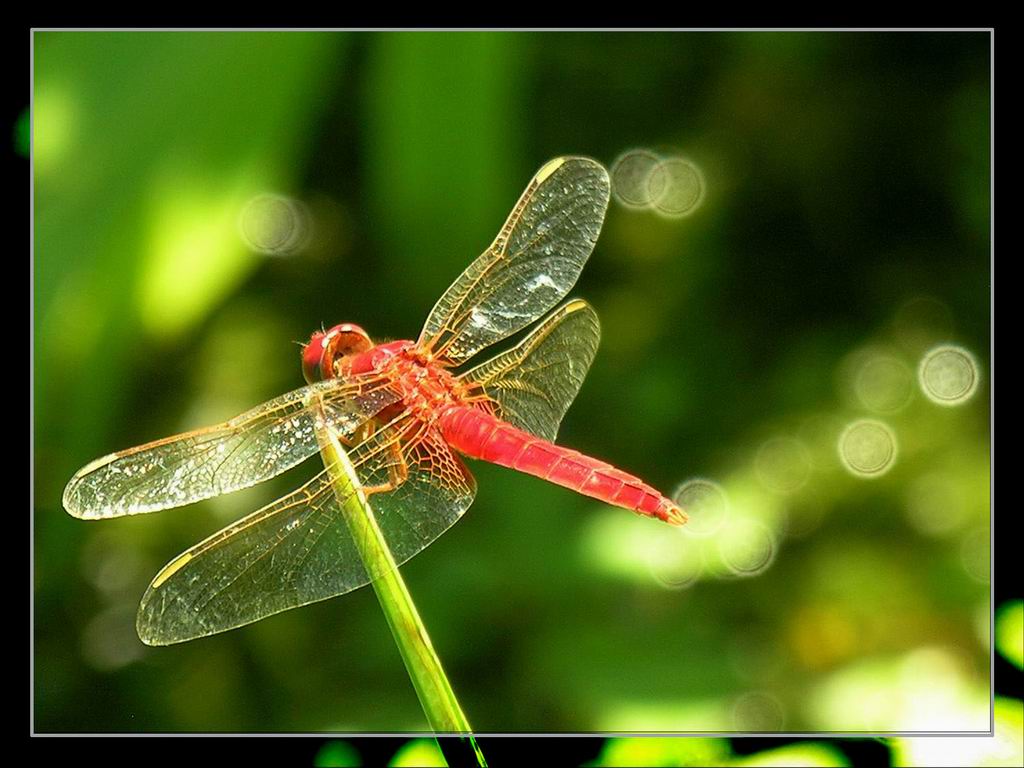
[584,737,730,767]
[14,107,29,157]
[995,600,1023,670]
[314,739,363,767]
[389,739,447,767]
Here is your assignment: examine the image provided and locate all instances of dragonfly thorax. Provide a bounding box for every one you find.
[301,323,373,384]
[393,354,466,422]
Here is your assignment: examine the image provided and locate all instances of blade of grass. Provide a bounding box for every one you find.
[314,415,486,768]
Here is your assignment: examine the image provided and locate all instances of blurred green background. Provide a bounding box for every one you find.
[33,31,996,737]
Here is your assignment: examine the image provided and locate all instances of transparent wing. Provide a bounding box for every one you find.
[417,157,610,366]
[63,375,401,519]
[460,299,600,442]
[136,417,476,645]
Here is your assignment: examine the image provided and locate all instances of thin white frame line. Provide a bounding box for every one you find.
[29,28,999,741]
[29,27,996,32]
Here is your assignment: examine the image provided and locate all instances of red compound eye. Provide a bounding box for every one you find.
[301,331,328,384]
[301,324,372,384]
[324,324,372,359]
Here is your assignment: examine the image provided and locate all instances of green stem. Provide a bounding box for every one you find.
[315,418,486,767]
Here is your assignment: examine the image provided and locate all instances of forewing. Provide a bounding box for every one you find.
[136,419,475,645]
[417,157,610,366]
[460,299,600,442]
[63,376,400,519]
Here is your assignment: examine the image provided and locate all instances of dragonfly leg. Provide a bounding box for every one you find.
[317,409,404,496]
[361,440,409,498]
[337,423,367,448]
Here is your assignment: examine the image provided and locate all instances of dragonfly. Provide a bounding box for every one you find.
[64,156,687,646]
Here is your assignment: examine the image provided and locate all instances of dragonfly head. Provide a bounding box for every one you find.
[302,323,373,383]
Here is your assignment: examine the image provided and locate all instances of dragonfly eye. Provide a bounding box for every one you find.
[301,331,328,384]
[325,324,372,357]
[302,323,373,383]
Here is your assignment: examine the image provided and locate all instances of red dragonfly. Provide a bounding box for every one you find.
[64,157,686,645]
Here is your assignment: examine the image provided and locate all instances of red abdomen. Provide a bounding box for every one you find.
[438,406,685,525]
